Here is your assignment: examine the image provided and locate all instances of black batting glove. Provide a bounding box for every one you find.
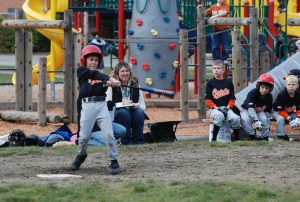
[107,101,115,111]
[218,106,229,118]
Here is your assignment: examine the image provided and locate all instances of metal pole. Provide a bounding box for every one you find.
[83,5,89,46]
[267,0,274,47]
[244,0,249,39]
[194,47,198,95]
[96,0,102,34]
[50,82,56,101]
[118,0,125,60]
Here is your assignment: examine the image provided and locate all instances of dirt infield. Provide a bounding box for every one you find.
[1,141,300,189]
[1,85,300,189]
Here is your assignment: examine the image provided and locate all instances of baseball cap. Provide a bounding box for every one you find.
[283,69,300,80]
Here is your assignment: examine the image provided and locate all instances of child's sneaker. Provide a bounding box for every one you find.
[255,136,269,141]
[108,160,121,175]
[277,134,290,141]
[70,154,87,171]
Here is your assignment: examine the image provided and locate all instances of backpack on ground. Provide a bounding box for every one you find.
[145,121,181,143]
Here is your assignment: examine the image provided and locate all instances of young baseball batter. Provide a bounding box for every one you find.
[240,74,274,141]
[70,45,121,174]
[205,60,241,141]
[272,75,300,140]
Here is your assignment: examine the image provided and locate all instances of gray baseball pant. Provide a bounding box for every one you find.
[272,111,297,136]
[78,101,118,160]
[240,109,270,137]
[209,108,241,129]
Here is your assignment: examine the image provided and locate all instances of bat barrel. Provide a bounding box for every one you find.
[149,87,176,97]
[120,85,175,97]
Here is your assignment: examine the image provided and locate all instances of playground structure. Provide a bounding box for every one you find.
[8,0,300,89]
[1,9,80,125]
[2,0,298,78]
[11,0,70,85]
[277,0,300,38]
[0,0,300,125]
[128,0,180,90]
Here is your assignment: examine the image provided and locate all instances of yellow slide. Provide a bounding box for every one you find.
[277,0,300,38]
[14,0,69,85]
[230,0,300,38]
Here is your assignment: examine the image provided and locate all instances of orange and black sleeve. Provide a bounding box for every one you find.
[205,99,216,109]
[277,110,289,119]
[228,99,235,109]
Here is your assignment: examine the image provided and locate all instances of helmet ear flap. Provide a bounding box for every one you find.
[80,56,85,65]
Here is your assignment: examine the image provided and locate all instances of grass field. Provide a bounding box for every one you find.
[1,141,300,201]
[0,65,14,84]
[1,180,300,202]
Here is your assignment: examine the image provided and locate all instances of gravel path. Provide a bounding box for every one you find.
[0,84,297,137]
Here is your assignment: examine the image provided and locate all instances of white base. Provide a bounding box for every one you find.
[37,174,82,178]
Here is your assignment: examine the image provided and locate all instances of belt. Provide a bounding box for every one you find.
[82,96,106,103]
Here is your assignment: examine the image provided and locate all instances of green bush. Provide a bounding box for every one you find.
[0,18,50,53]
[0,19,15,53]
[31,29,50,52]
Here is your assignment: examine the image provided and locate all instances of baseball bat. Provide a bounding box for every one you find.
[121,85,176,97]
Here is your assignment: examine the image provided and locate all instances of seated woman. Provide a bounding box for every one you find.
[106,61,146,145]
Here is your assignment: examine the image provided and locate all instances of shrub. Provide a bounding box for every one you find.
[0,18,50,53]
[0,18,15,53]
[31,29,50,52]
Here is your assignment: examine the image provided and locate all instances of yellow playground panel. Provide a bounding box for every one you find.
[276,0,300,38]
[231,0,300,38]
[13,0,69,85]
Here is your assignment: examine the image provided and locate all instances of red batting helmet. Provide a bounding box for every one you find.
[80,45,103,65]
[256,74,275,91]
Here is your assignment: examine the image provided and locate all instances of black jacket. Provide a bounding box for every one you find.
[77,66,110,100]
[242,88,273,112]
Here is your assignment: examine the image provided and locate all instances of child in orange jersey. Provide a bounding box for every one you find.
[273,75,300,141]
[206,0,230,64]
[205,60,241,141]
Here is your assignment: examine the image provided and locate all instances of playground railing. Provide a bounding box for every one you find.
[262,26,278,67]
[69,0,134,11]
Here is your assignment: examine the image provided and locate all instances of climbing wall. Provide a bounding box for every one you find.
[128,0,180,90]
